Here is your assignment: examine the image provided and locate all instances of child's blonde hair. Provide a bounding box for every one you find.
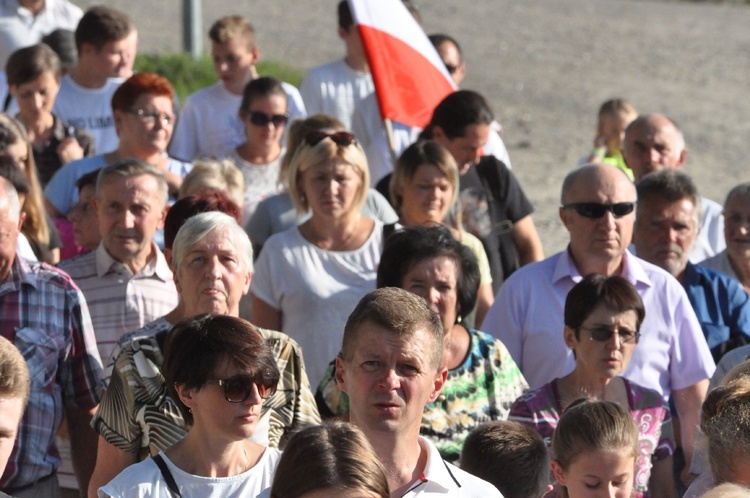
[597,98,637,130]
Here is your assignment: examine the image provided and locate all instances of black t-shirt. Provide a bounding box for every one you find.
[459,156,534,289]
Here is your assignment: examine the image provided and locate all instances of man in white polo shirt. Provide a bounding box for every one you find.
[336,288,501,497]
[58,159,177,366]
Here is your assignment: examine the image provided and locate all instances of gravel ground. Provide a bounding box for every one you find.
[77,0,750,254]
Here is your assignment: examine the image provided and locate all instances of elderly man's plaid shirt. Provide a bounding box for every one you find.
[0,257,103,489]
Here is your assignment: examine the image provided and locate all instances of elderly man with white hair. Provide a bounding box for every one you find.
[87,211,320,497]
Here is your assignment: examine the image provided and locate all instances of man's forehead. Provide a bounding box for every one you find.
[565,166,636,202]
[100,174,162,198]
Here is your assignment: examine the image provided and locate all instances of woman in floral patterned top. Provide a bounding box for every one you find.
[316,225,528,462]
[509,275,677,498]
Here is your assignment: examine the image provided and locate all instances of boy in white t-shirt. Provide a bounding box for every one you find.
[169,16,305,162]
[52,6,138,154]
[299,0,373,130]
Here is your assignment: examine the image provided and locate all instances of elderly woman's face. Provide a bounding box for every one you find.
[724,193,750,263]
[299,158,362,219]
[174,228,251,316]
[115,93,175,153]
[400,164,454,226]
[401,255,459,335]
[564,304,638,380]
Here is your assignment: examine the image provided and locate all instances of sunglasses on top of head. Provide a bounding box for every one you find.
[204,374,276,402]
[304,131,357,148]
[247,111,289,127]
[562,202,636,219]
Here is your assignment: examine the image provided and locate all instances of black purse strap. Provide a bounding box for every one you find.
[152,454,182,497]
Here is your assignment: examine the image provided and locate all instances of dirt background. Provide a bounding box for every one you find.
[77,0,750,254]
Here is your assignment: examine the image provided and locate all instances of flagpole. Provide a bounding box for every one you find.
[384,118,398,165]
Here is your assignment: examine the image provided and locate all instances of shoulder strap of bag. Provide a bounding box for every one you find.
[152,454,182,498]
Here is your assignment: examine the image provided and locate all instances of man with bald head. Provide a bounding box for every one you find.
[482,164,714,475]
[623,113,724,262]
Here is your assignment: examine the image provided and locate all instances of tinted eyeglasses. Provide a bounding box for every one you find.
[247,111,289,127]
[562,202,636,219]
[127,109,175,126]
[304,131,357,147]
[580,326,640,344]
[205,374,276,402]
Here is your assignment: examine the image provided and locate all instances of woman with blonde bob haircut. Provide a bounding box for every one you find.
[551,399,639,498]
[252,129,383,387]
[269,421,389,498]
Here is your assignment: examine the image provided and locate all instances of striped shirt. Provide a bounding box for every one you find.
[0,257,103,489]
[91,318,321,458]
[57,243,178,369]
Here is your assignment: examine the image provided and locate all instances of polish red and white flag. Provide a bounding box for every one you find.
[349,0,457,129]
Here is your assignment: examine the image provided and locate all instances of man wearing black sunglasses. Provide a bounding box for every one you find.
[483,164,714,484]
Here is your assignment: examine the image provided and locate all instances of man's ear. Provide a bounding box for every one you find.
[676,148,688,169]
[559,205,572,231]
[334,355,348,393]
[427,366,448,403]
[157,205,168,230]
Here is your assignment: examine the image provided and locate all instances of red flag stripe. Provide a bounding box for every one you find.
[359,25,455,128]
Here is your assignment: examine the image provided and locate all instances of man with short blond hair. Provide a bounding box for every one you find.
[53,5,138,153]
[168,15,306,161]
[58,159,177,366]
[336,288,501,497]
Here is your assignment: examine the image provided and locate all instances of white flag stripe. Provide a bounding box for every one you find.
[349,0,455,87]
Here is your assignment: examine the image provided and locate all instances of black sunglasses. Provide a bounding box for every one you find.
[580,326,640,344]
[205,374,276,402]
[247,111,289,127]
[304,131,357,147]
[562,202,636,219]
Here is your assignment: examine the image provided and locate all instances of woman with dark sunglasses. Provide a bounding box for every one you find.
[224,76,288,223]
[251,126,382,388]
[98,314,281,497]
[509,274,678,498]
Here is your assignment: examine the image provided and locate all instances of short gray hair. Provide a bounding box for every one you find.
[0,176,20,222]
[96,158,169,206]
[172,211,253,273]
[636,169,702,227]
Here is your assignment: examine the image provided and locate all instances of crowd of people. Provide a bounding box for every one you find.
[0,1,749,497]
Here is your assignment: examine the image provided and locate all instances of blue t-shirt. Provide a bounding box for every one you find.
[683,262,750,363]
[44,154,192,215]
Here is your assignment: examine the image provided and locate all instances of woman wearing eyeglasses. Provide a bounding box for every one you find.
[224,77,287,223]
[251,129,381,387]
[509,274,677,498]
[44,72,192,221]
[98,313,281,497]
